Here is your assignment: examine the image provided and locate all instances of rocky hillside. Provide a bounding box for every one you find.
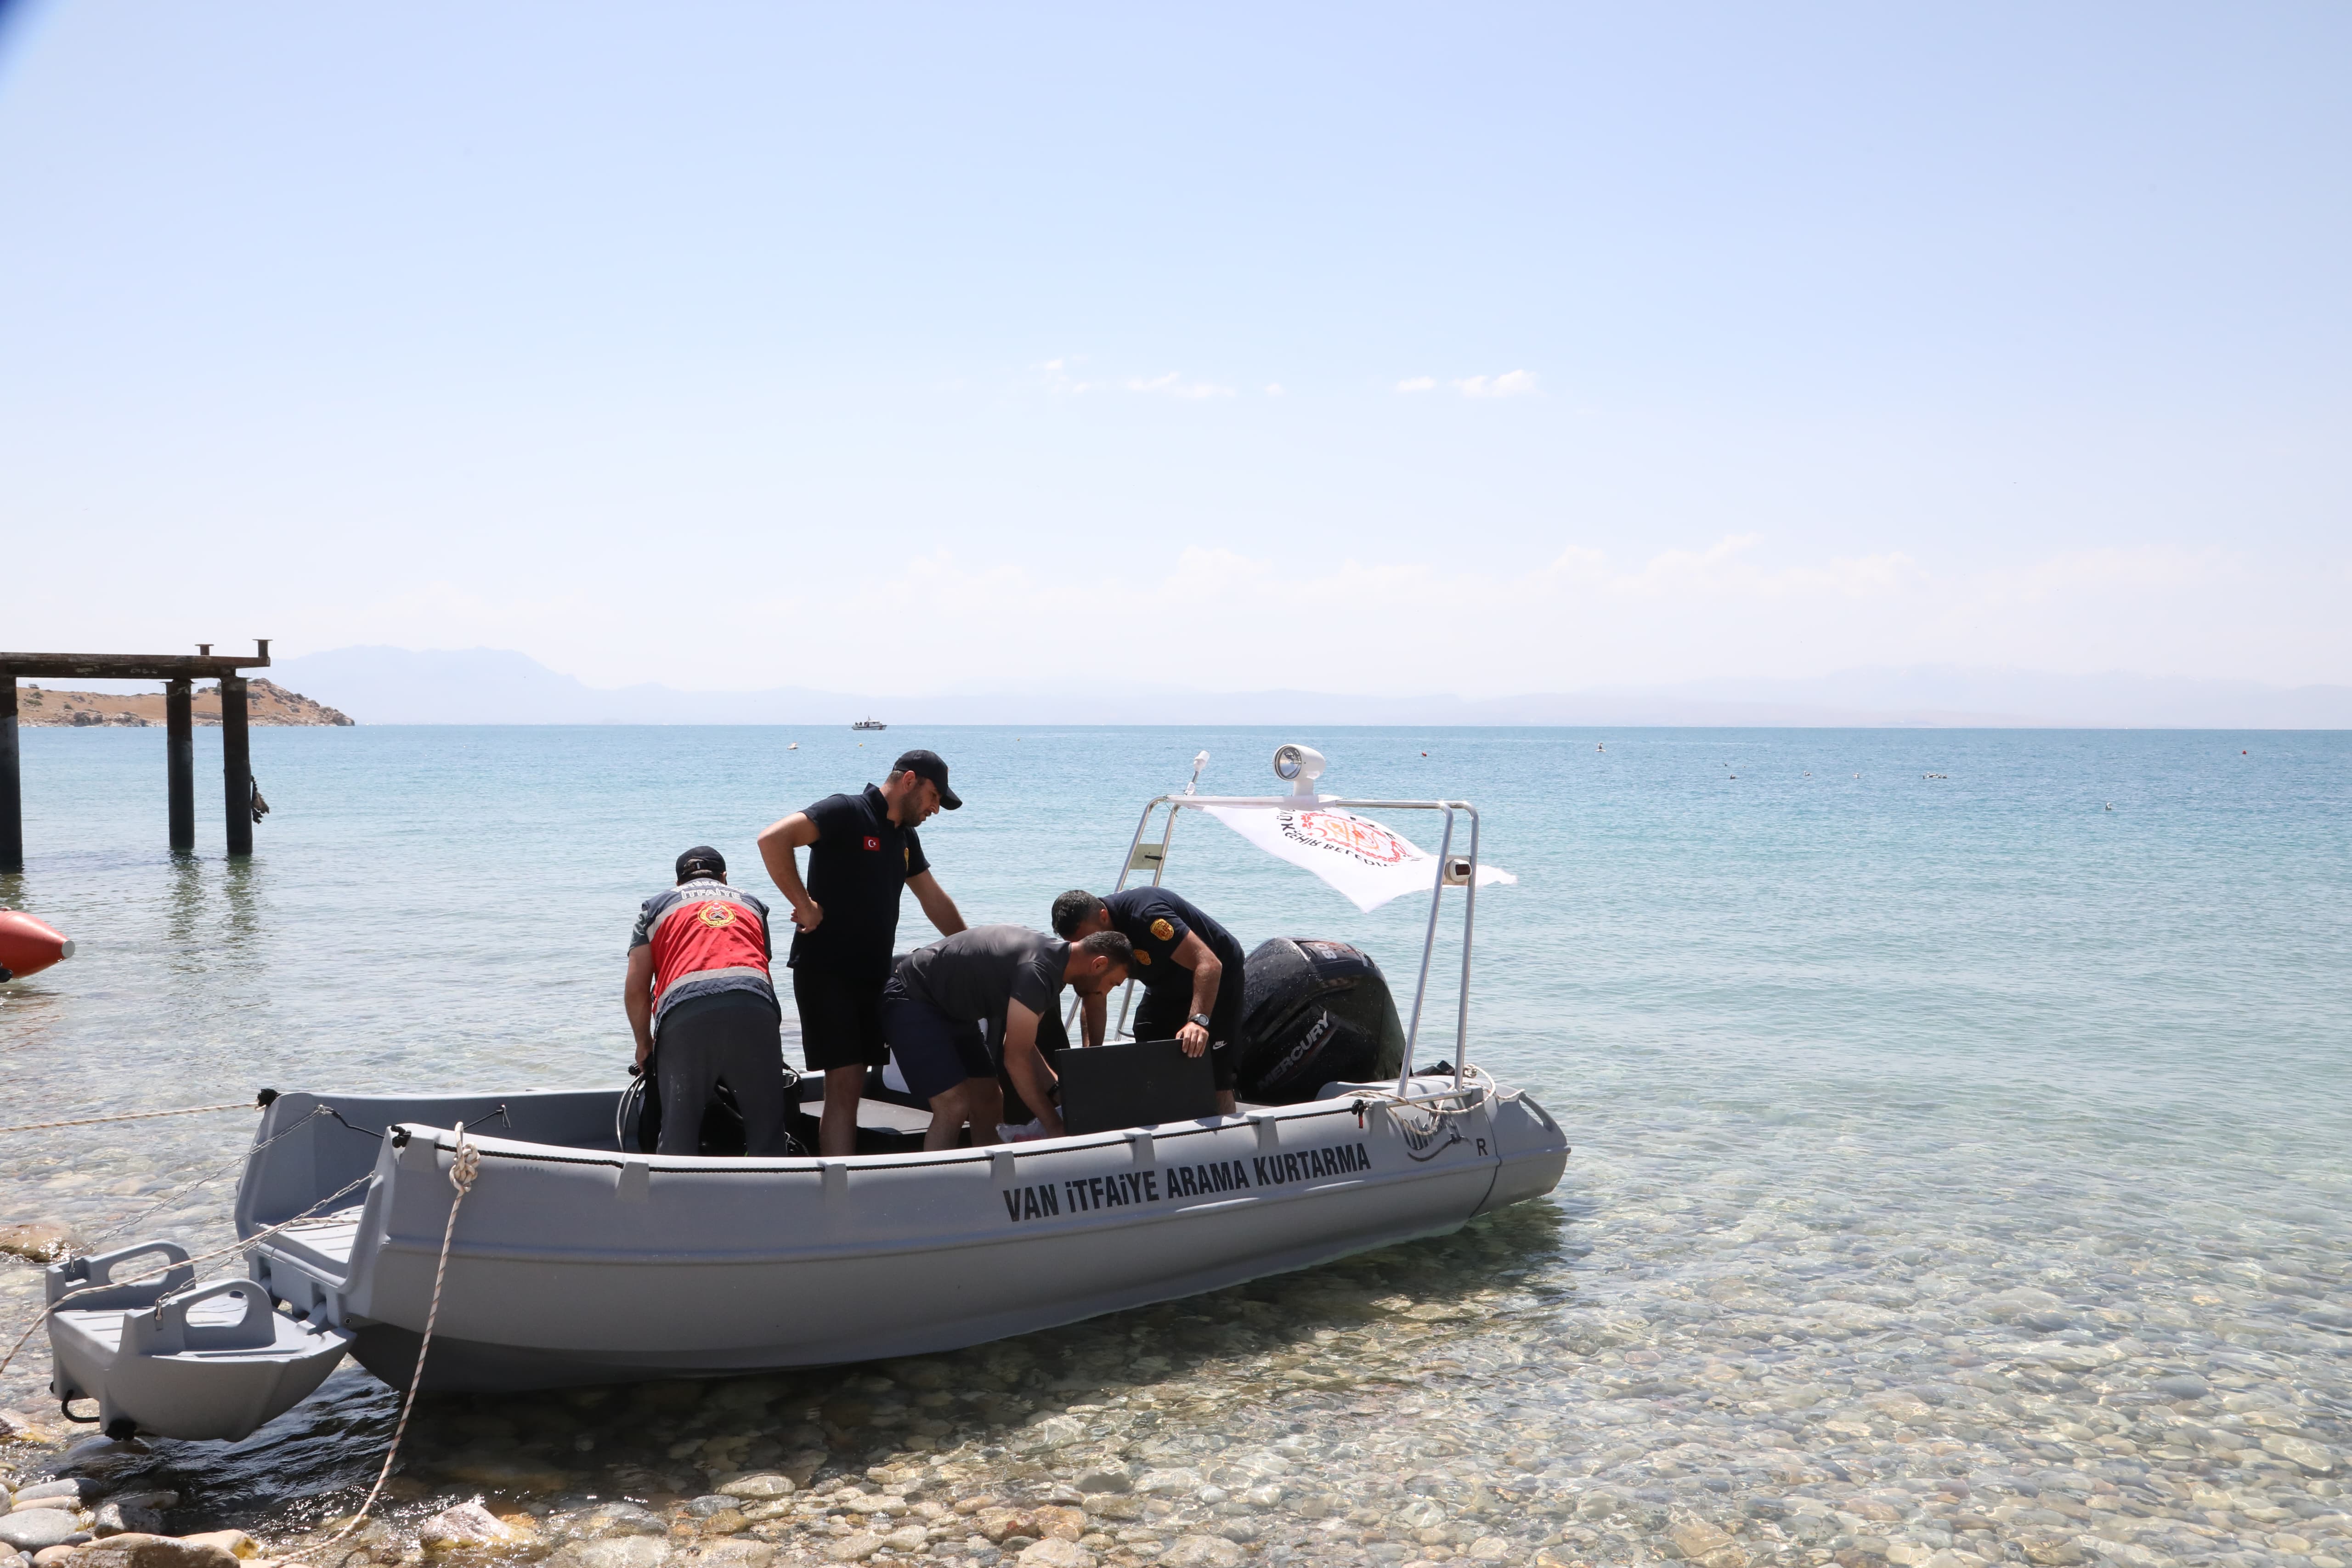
[14,678,355,727]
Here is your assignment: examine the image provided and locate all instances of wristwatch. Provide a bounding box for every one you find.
[1189,1013,1212,1030]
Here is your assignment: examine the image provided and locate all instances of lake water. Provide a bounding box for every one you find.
[3,725,2348,1568]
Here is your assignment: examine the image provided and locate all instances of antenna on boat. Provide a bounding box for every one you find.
[1183,751,1209,796]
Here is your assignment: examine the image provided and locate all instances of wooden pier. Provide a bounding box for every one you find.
[0,642,272,871]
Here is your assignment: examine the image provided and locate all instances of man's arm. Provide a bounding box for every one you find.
[756,811,823,931]
[1081,991,1108,1049]
[1000,1002,1063,1138]
[1166,932,1223,1057]
[907,869,967,936]
[624,945,656,1067]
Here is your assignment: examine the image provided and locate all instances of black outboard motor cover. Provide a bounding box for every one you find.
[1235,938,1408,1104]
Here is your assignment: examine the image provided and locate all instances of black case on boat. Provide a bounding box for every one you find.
[1233,938,1408,1103]
[1058,1038,1219,1135]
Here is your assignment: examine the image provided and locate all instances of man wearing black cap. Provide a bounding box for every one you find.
[624,847,791,1155]
[757,749,968,1155]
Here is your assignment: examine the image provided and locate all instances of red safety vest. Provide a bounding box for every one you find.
[646,882,774,1012]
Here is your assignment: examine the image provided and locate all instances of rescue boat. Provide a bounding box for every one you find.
[0,908,74,982]
[45,746,1568,1441]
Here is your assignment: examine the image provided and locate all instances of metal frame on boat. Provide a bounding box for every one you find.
[1108,745,1484,1104]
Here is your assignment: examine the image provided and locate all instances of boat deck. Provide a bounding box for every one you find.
[271,1210,366,1276]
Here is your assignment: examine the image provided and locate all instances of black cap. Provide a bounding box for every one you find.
[893,749,961,810]
[676,845,726,882]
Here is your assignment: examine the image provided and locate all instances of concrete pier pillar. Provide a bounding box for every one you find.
[221,675,252,857]
[1,676,20,873]
[166,678,194,853]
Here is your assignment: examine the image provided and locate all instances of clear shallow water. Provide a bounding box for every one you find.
[2,726,2348,1568]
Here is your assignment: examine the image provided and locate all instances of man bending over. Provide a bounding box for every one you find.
[882,925,1133,1148]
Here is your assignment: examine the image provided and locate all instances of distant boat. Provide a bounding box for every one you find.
[787,742,798,751]
[851,718,886,731]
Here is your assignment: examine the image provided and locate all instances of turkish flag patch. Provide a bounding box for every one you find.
[864,836,882,851]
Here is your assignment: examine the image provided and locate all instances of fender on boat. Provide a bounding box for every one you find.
[0,909,74,982]
[1471,1090,1570,1215]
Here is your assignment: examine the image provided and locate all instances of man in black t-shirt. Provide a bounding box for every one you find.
[1051,886,1248,1114]
[758,749,967,1155]
[883,925,1134,1148]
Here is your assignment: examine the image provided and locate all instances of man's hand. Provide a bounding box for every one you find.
[758,811,821,926]
[1001,1001,1064,1141]
[624,945,656,1068]
[1176,1021,1210,1056]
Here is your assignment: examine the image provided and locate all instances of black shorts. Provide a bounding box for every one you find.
[792,963,888,1074]
[877,981,995,1104]
[1133,985,1242,1092]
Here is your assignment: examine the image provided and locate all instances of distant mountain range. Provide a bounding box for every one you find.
[266,645,2352,729]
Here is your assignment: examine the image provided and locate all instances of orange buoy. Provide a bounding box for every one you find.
[0,909,74,982]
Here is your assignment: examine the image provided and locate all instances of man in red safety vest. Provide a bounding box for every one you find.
[624,846,790,1155]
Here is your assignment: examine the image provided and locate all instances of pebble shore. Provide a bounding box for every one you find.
[5,1132,2347,1568]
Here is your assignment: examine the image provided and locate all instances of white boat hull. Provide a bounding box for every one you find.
[237,1080,1567,1394]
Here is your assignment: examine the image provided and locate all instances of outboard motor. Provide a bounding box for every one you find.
[1233,938,1408,1104]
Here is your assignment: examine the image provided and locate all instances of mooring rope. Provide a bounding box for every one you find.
[0,1166,378,1382]
[1350,1063,1514,1127]
[296,1127,480,1558]
[83,1107,334,1253]
[0,1106,334,1277]
[0,1102,260,1136]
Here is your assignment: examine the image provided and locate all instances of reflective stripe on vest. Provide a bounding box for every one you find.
[650,883,772,1006]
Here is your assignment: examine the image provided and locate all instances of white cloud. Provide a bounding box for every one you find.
[1264,383,1285,396]
[1395,371,1538,397]
[1453,369,1538,398]
[1123,372,1235,400]
[701,535,1997,695]
[2007,544,2233,601]
[233,528,2342,696]
[1038,359,1233,398]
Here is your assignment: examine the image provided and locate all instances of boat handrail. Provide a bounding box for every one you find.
[1110,792,1483,1098]
[383,1094,1384,1176]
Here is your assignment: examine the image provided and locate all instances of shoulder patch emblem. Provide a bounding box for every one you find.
[1151,918,1175,942]
[864,836,882,851]
[697,902,738,928]
[1135,950,1152,964]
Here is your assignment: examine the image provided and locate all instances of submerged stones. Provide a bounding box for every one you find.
[544,1539,671,1568]
[6,1098,2348,1568]
[0,1222,86,1265]
[62,1538,238,1568]
[416,1501,512,1551]
[0,1512,83,1552]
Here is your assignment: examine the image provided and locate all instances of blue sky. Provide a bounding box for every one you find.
[2,2,2346,696]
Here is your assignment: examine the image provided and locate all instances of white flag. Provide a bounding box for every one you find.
[1202,805,1516,913]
